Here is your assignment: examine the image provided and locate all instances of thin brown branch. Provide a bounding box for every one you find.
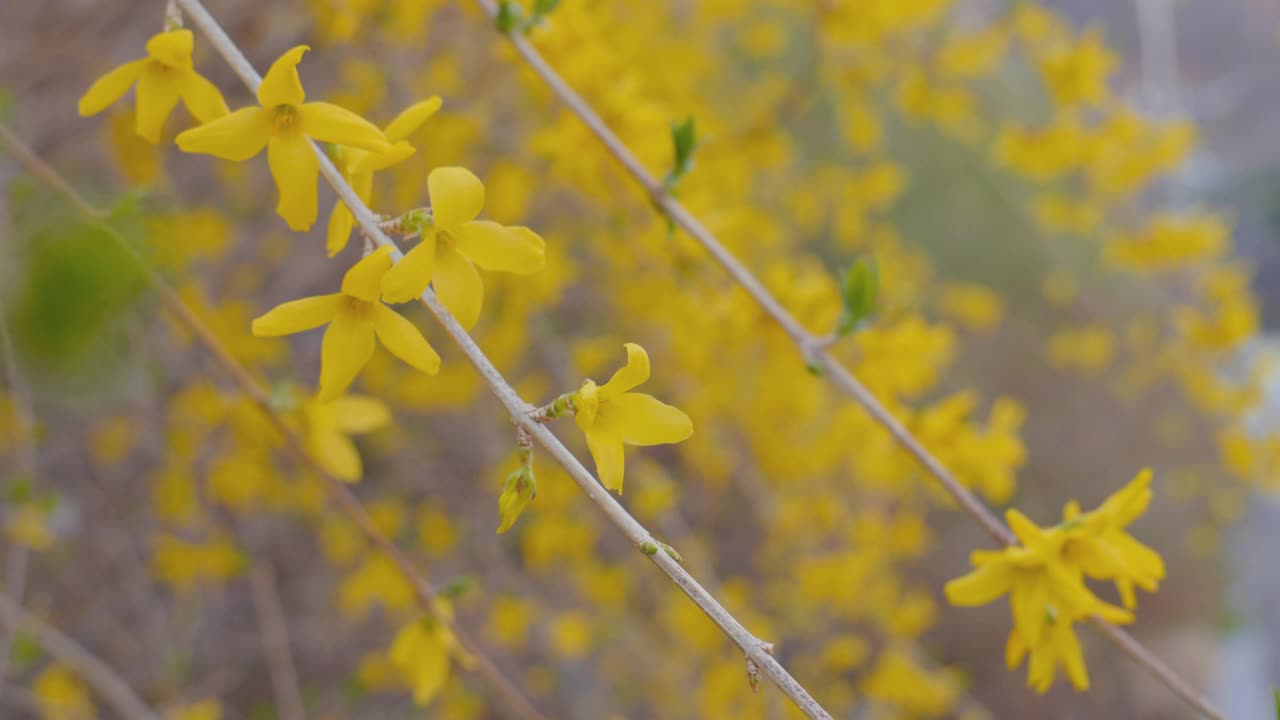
[248,562,306,720]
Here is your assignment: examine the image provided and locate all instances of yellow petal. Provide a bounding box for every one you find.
[1055,624,1090,691]
[1005,508,1047,548]
[135,65,183,143]
[258,46,309,108]
[599,343,650,399]
[329,395,391,433]
[310,430,362,482]
[1009,576,1048,647]
[319,308,375,401]
[145,29,194,69]
[175,106,271,161]
[267,132,320,231]
[326,203,355,258]
[78,59,146,116]
[606,393,692,446]
[944,561,1012,606]
[573,380,599,433]
[251,294,342,336]
[380,234,437,304]
[1004,629,1027,670]
[384,97,442,142]
[433,247,483,330]
[373,305,441,375]
[299,102,392,152]
[585,429,625,493]
[452,222,545,275]
[428,167,484,230]
[389,620,450,707]
[353,141,415,175]
[343,246,395,302]
[179,70,229,122]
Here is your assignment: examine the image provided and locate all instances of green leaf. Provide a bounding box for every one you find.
[528,0,561,26]
[665,116,698,188]
[8,630,41,670]
[495,1,524,33]
[441,575,476,599]
[836,256,879,336]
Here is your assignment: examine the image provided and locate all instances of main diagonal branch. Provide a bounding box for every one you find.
[173,0,835,717]
[466,2,1225,719]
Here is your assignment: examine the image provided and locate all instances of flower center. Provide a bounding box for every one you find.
[342,296,375,316]
[272,104,300,133]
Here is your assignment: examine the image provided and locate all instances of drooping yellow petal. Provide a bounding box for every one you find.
[452,222,546,275]
[326,203,355,258]
[585,429,625,492]
[372,305,441,375]
[329,395,391,433]
[257,45,309,108]
[1009,576,1049,647]
[343,246,394,302]
[607,393,693,446]
[145,29,194,69]
[78,59,147,116]
[1004,629,1027,670]
[428,167,484,230]
[179,70,229,123]
[175,106,271,161]
[384,97,442,142]
[380,234,437,304]
[319,308,376,401]
[135,65,183,143]
[267,132,320,231]
[353,141,416,175]
[299,102,392,152]
[310,429,362,482]
[599,343,650,399]
[1055,623,1090,691]
[251,293,343,336]
[433,247,483,330]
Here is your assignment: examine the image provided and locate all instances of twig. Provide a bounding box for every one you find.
[172,2,834,716]
[0,592,162,720]
[0,122,547,720]
[248,562,306,720]
[0,305,35,706]
[466,4,1224,718]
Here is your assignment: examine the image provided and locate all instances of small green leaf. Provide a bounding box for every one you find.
[8,630,41,670]
[495,1,524,33]
[1273,687,1279,719]
[804,358,824,377]
[527,0,560,27]
[836,256,879,336]
[441,575,475,599]
[7,474,32,504]
[664,116,698,188]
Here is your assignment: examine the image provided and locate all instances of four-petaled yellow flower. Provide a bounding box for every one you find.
[389,604,460,707]
[302,392,390,482]
[175,46,393,231]
[79,30,229,143]
[252,246,440,400]
[572,344,693,493]
[327,97,443,257]
[380,167,547,328]
[945,469,1166,693]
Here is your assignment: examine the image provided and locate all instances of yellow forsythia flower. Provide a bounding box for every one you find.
[327,97,443,256]
[302,392,391,481]
[572,344,693,492]
[176,46,392,231]
[251,246,440,400]
[79,29,228,143]
[389,613,456,706]
[945,469,1165,693]
[380,167,547,327]
[33,664,94,720]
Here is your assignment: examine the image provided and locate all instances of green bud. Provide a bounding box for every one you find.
[441,574,476,599]
[639,541,659,556]
[836,256,879,336]
[8,630,41,670]
[660,542,684,565]
[527,0,561,28]
[496,465,536,534]
[664,115,698,189]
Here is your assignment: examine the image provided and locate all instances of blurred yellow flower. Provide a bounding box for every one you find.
[302,393,390,482]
